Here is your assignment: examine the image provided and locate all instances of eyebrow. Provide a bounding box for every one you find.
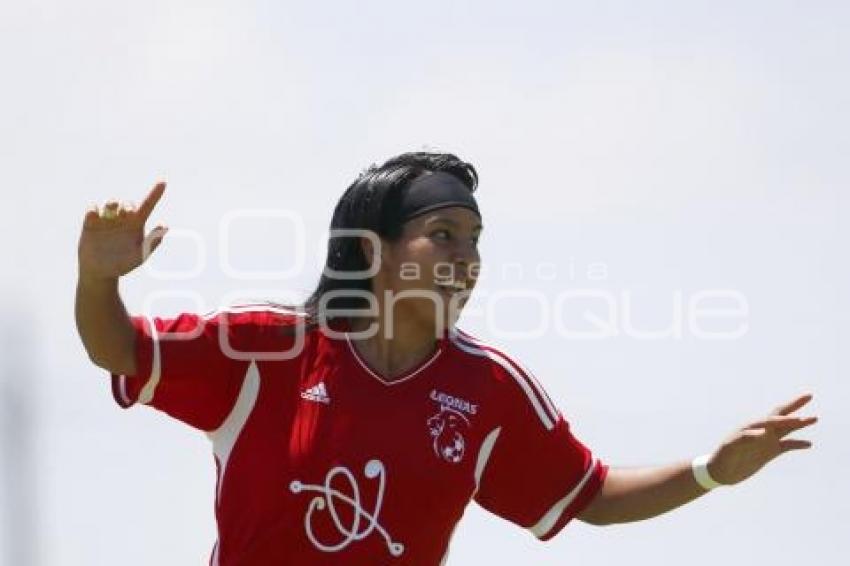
[425,217,484,231]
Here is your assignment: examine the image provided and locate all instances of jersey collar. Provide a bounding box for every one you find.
[339,320,450,386]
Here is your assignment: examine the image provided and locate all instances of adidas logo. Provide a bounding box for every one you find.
[300,381,330,404]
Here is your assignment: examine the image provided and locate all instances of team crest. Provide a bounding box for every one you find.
[427,406,470,464]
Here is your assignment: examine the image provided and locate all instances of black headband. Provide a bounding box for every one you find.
[397,171,481,223]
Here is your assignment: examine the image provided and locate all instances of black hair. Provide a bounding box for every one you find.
[268,151,478,330]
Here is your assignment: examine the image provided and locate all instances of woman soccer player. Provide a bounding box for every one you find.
[76,152,817,565]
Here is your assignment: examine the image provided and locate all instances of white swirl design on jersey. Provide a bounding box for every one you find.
[289,459,404,557]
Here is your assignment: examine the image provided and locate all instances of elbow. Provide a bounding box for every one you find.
[576,492,619,527]
[86,352,113,373]
[86,349,135,376]
[84,348,108,370]
[577,510,615,527]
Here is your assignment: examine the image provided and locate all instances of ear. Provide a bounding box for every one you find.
[360,236,384,269]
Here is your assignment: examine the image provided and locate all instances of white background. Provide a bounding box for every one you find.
[0,1,846,564]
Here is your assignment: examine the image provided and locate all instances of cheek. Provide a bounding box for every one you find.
[385,256,430,288]
[399,262,438,288]
[392,243,444,285]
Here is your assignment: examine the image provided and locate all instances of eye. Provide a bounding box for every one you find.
[431,228,480,247]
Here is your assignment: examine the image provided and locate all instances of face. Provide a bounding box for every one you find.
[364,206,483,332]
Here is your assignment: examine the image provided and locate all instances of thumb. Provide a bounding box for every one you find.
[142,225,169,260]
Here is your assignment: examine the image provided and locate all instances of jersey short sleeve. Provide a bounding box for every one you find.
[109,306,305,431]
[473,361,608,541]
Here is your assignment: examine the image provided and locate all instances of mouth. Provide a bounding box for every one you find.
[434,278,470,296]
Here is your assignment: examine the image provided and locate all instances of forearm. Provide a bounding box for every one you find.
[580,460,710,525]
[74,273,136,374]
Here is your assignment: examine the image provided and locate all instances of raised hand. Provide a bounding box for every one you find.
[78,181,169,281]
[707,393,818,486]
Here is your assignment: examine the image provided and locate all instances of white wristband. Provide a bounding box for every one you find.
[692,454,723,490]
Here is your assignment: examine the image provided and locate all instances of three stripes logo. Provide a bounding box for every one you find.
[301,381,331,404]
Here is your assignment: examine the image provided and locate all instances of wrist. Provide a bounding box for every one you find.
[77,270,119,289]
[692,454,724,491]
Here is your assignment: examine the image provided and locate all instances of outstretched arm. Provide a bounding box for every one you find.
[577,393,817,526]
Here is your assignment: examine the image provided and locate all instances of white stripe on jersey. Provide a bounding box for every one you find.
[207,361,261,501]
[449,330,558,430]
[453,328,560,421]
[137,315,162,405]
[438,521,462,566]
[202,303,308,320]
[116,374,132,406]
[210,541,220,566]
[473,427,502,494]
[529,458,599,539]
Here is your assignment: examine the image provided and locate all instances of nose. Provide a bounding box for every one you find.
[452,237,478,262]
[452,247,480,281]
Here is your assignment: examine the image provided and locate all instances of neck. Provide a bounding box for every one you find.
[347,302,445,383]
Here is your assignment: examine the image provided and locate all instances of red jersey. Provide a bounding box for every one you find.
[110,305,608,565]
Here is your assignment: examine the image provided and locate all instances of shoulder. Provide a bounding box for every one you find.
[199,303,319,356]
[447,327,540,386]
[448,327,562,430]
[199,303,317,340]
[141,303,311,342]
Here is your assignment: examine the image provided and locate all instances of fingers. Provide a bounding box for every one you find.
[117,201,136,219]
[138,181,167,222]
[83,202,121,228]
[102,200,120,219]
[84,179,165,228]
[741,428,768,439]
[141,225,169,260]
[749,415,818,429]
[84,201,137,228]
[747,415,818,436]
[779,439,812,452]
[771,393,813,417]
[83,204,101,228]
